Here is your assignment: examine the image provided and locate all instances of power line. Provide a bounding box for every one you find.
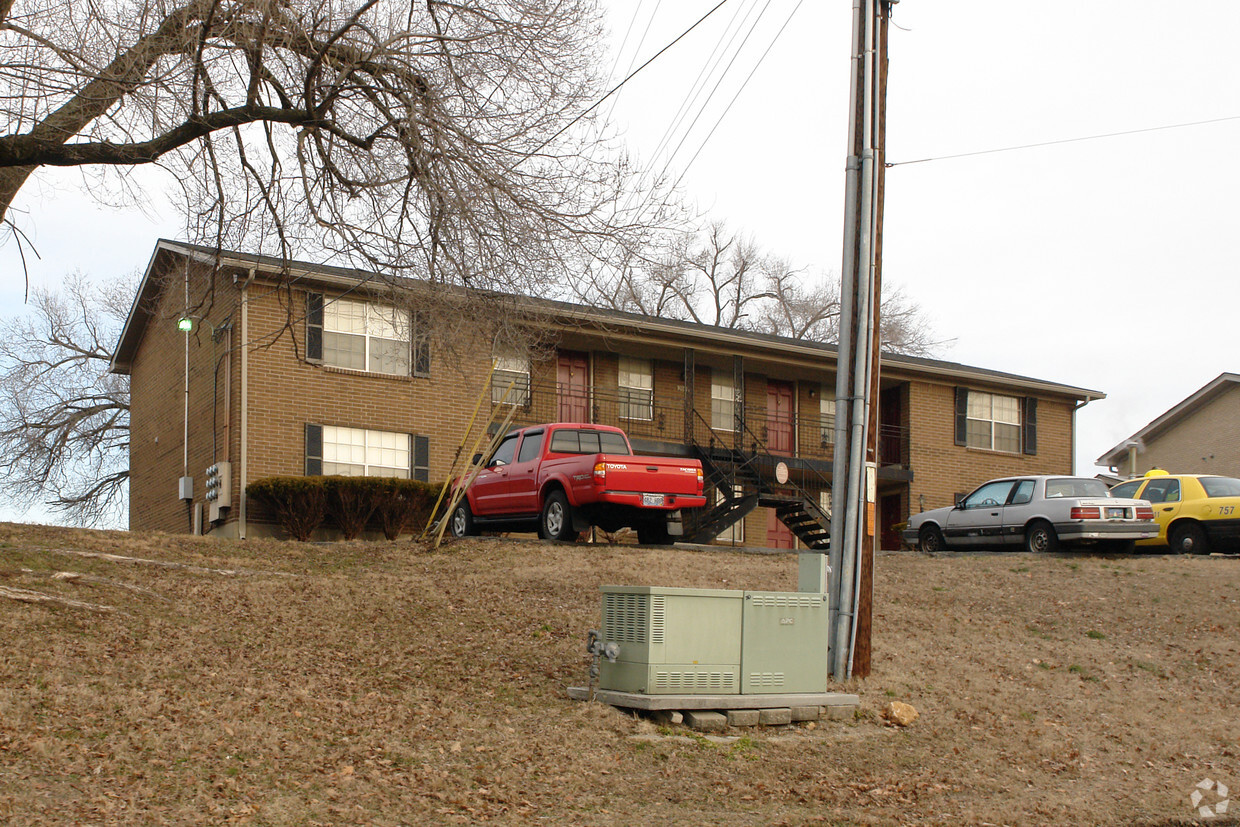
[672,0,805,185]
[525,0,732,161]
[888,115,1240,167]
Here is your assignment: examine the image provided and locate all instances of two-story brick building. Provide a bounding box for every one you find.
[111,240,1103,546]
[1096,373,1240,478]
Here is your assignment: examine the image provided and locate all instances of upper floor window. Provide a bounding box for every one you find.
[492,349,531,406]
[618,356,653,421]
[711,372,735,431]
[306,293,429,377]
[955,387,1037,455]
[819,385,836,446]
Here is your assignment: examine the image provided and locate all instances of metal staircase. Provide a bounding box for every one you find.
[685,410,832,549]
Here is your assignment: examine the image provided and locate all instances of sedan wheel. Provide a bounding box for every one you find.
[1024,521,1059,553]
[1169,522,1208,555]
[918,525,945,553]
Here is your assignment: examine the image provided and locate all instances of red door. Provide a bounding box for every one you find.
[766,381,794,454]
[766,509,796,549]
[557,351,589,422]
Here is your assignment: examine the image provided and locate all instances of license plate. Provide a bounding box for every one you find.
[642,493,665,507]
[1105,507,1126,519]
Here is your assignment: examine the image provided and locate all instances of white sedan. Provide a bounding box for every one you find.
[903,476,1158,553]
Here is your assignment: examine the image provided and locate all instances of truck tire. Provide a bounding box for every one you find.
[637,521,673,546]
[449,500,474,538]
[540,490,576,542]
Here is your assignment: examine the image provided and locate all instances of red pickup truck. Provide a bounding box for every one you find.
[448,423,707,544]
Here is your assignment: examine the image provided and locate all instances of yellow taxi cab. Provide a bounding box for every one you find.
[1109,470,1240,553]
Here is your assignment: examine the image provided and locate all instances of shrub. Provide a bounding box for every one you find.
[372,478,442,540]
[247,477,328,541]
[323,476,378,540]
[246,476,444,541]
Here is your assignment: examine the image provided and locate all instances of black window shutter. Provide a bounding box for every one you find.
[413,435,429,482]
[305,423,323,475]
[954,387,968,446]
[306,293,324,361]
[413,312,431,376]
[1023,397,1038,455]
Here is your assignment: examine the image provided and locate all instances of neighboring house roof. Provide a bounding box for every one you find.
[1095,372,1240,468]
[111,239,1104,404]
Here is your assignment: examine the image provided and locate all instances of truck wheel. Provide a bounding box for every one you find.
[449,501,474,537]
[1169,522,1208,555]
[637,522,673,546]
[1024,521,1059,553]
[540,490,575,541]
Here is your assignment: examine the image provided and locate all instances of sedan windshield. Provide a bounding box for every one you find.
[1200,477,1240,498]
[1045,478,1109,498]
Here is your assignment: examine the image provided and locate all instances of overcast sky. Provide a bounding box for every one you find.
[2,0,1238,523]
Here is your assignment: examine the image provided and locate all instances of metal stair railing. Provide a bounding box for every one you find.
[685,407,834,548]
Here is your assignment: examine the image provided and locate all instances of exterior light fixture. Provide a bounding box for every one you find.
[178,317,193,332]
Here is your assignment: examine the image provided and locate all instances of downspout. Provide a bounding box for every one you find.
[183,263,190,479]
[238,268,255,539]
[183,262,191,532]
[1073,395,1094,476]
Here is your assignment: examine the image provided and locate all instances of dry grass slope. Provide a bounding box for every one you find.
[1,522,1238,826]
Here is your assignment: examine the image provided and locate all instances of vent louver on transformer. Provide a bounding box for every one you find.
[653,670,737,692]
[602,592,666,644]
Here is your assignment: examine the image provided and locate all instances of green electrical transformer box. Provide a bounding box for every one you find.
[597,585,829,695]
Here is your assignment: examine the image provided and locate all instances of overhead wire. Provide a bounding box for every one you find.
[659,0,787,181]
[647,0,765,168]
[602,0,659,122]
[888,115,1240,167]
[523,0,732,162]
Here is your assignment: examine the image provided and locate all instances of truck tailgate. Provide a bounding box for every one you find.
[594,455,702,498]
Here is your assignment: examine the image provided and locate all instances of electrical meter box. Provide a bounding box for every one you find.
[598,585,829,695]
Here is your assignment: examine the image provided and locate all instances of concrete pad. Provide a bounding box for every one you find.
[565,687,860,711]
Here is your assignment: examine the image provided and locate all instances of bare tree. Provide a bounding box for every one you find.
[0,275,132,526]
[568,221,947,356]
[0,0,656,294]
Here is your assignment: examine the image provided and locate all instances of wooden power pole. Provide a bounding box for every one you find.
[825,0,890,681]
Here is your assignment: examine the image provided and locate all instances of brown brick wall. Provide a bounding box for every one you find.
[904,379,1074,514]
[1121,385,1240,477]
[129,262,243,532]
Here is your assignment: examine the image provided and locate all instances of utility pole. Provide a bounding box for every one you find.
[817,0,890,682]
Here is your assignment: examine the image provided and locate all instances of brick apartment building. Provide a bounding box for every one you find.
[111,240,1103,546]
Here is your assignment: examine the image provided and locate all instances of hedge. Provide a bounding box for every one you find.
[246,476,444,541]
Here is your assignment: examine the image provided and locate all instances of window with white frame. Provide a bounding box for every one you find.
[618,356,653,421]
[491,350,531,406]
[966,391,1021,453]
[715,485,744,543]
[711,372,735,431]
[819,384,836,446]
[308,295,418,376]
[305,425,414,478]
